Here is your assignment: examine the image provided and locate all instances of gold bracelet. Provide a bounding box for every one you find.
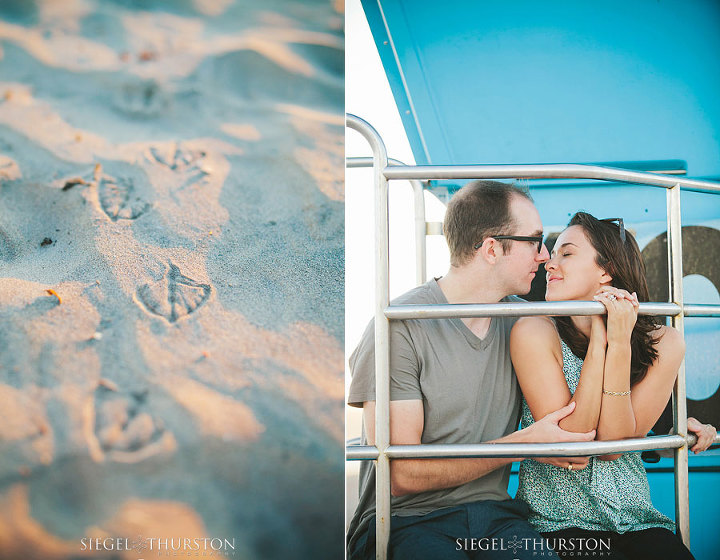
[603,389,631,396]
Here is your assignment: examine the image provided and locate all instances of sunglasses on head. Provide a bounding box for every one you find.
[600,217,626,243]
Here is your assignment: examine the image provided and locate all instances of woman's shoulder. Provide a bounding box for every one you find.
[511,316,561,346]
[510,317,563,370]
[649,325,686,372]
[652,324,686,354]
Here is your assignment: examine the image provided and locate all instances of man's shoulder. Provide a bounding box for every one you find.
[391,279,441,306]
[350,281,438,361]
[392,284,526,306]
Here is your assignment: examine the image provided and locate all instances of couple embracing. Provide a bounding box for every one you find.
[347,180,716,560]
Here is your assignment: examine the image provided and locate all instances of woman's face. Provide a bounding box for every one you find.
[545,225,612,301]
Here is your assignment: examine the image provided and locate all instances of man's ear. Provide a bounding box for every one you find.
[477,238,500,263]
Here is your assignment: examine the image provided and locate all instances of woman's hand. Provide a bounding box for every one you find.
[687,417,717,453]
[593,287,638,346]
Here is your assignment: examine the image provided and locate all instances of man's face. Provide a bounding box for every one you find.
[498,196,550,296]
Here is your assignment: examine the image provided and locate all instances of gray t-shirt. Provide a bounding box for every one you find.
[347,279,523,551]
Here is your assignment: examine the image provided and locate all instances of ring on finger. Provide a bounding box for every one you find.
[607,294,617,301]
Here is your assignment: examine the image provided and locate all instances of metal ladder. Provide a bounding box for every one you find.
[346,113,720,559]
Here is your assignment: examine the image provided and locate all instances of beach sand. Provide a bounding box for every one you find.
[0,1,344,558]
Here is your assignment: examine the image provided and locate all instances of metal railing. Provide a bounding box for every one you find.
[346,113,720,559]
[347,434,699,461]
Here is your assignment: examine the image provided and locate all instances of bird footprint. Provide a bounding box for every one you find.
[99,175,150,221]
[135,262,211,322]
[89,383,175,463]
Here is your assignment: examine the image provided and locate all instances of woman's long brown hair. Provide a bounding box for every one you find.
[553,212,662,386]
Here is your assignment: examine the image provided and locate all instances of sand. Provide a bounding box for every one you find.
[0,1,344,558]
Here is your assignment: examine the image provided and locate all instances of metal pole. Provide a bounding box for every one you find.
[667,183,690,546]
[385,301,681,320]
[682,304,720,317]
[345,114,392,559]
[346,432,720,461]
[382,163,720,193]
[383,302,720,320]
[386,435,689,458]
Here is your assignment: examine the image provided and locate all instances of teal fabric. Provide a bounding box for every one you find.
[516,340,675,534]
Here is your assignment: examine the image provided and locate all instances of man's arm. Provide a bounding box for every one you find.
[364,399,594,497]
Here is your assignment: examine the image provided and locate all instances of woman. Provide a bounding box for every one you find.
[510,212,717,560]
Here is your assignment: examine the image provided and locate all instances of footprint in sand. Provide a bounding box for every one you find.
[135,262,211,323]
[146,143,211,191]
[147,144,205,171]
[91,383,174,463]
[99,175,150,221]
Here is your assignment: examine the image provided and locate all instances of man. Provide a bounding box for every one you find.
[347,180,596,559]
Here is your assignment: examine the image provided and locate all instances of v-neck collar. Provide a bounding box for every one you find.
[429,278,499,350]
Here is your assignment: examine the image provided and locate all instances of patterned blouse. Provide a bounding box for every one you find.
[516,340,675,534]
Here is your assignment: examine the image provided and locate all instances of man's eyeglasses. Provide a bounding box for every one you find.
[474,235,545,253]
[600,217,626,243]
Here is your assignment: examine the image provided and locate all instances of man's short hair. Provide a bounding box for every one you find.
[443,180,532,267]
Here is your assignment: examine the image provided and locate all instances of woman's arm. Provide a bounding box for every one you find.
[597,322,685,459]
[511,316,606,433]
[593,287,638,457]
